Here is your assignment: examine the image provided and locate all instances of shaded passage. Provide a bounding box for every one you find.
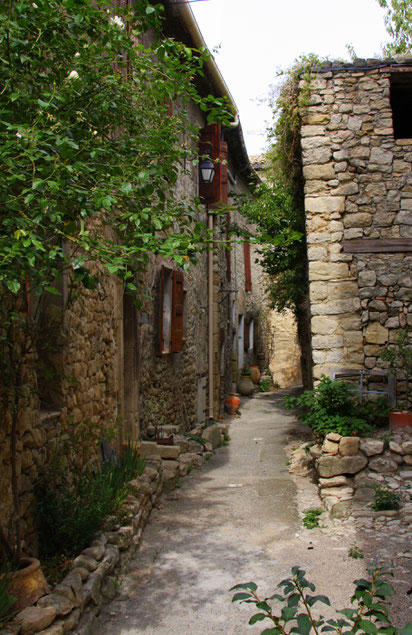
[98,391,365,634]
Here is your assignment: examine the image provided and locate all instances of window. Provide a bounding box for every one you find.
[243,242,252,292]
[158,266,185,354]
[390,73,412,139]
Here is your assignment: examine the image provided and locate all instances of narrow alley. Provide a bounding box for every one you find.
[98,392,367,634]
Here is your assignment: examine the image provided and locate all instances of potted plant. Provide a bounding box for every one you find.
[379,328,412,430]
[237,365,254,397]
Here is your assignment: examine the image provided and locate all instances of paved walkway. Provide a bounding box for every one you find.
[97,391,369,634]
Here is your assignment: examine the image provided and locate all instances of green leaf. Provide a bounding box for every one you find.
[249,613,268,625]
[296,613,313,635]
[306,594,331,607]
[230,582,257,592]
[231,592,252,603]
[145,6,155,14]
[6,280,21,294]
[45,286,61,295]
[399,626,412,635]
[357,619,377,634]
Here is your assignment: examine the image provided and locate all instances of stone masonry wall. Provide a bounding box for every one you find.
[300,62,412,387]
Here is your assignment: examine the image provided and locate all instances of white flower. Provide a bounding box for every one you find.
[68,70,79,80]
[32,3,38,7]
[109,15,125,29]
[16,132,22,138]
[74,52,81,58]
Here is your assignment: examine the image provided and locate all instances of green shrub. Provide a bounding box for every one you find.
[259,378,274,392]
[0,565,16,628]
[231,566,412,634]
[36,443,145,558]
[283,375,391,438]
[371,485,402,511]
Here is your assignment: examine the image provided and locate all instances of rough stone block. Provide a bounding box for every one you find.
[16,607,57,633]
[368,456,398,473]
[359,439,384,457]
[339,437,360,456]
[317,454,367,478]
[156,445,180,460]
[319,475,351,488]
[37,594,75,617]
[305,196,345,214]
[322,439,339,455]
[201,425,222,449]
[365,322,388,345]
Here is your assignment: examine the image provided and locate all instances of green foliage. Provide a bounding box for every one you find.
[0,0,233,300]
[0,565,16,628]
[379,328,412,408]
[36,442,145,558]
[259,377,279,392]
[184,433,208,448]
[302,508,323,530]
[377,0,412,55]
[241,365,252,376]
[348,542,365,560]
[283,376,391,438]
[231,565,412,634]
[371,485,402,512]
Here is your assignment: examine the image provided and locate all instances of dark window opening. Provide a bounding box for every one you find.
[390,73,412,139]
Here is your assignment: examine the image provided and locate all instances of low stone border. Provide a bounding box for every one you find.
[289,429,412,525]
[5,423,228,634]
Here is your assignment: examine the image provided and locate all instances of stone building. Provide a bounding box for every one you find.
[299,59,412,394]
[0,1,269,555]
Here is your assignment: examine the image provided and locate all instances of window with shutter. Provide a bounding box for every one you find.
[158,266,185,355]
[225,212,231,282]
[244,242,252,292]
[171,270,184,352]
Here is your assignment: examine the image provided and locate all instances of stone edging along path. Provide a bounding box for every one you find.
[5,423,228,635]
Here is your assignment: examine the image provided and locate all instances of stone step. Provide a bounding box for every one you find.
[134,440,181,460]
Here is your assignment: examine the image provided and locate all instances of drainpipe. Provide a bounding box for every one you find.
[208,210,214,419]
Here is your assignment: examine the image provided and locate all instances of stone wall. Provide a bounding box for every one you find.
[300,61,412,392]
[290,431,412,523]
[0,107,267,555]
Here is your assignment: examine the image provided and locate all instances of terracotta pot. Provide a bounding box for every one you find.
[9,557,49,612]
[237,374,254,397]
[389,411,412,430]
[249,365,261,384]
[225,393,240,415]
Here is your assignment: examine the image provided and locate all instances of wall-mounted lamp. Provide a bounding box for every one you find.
[199,150,215,185]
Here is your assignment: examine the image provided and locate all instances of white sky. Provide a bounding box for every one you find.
[190,0,389,156]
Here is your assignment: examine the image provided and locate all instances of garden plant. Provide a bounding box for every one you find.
[231,566,412,634]
[283,376,391,439]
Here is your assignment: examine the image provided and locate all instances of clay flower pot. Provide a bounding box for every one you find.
[237,374,254,397]
[225,393,240,415]
[9,557,49,612]
[389,411,412,430]
[249,365,261,384]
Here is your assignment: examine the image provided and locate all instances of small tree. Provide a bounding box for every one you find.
[377,0,412,55]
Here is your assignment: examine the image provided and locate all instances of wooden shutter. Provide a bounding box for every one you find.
[244,242,252,292]
[171,271,184,352]
[199,124,221,203]
[157,267,166,355]
[225,212,231,282]
[244,319,250,352]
